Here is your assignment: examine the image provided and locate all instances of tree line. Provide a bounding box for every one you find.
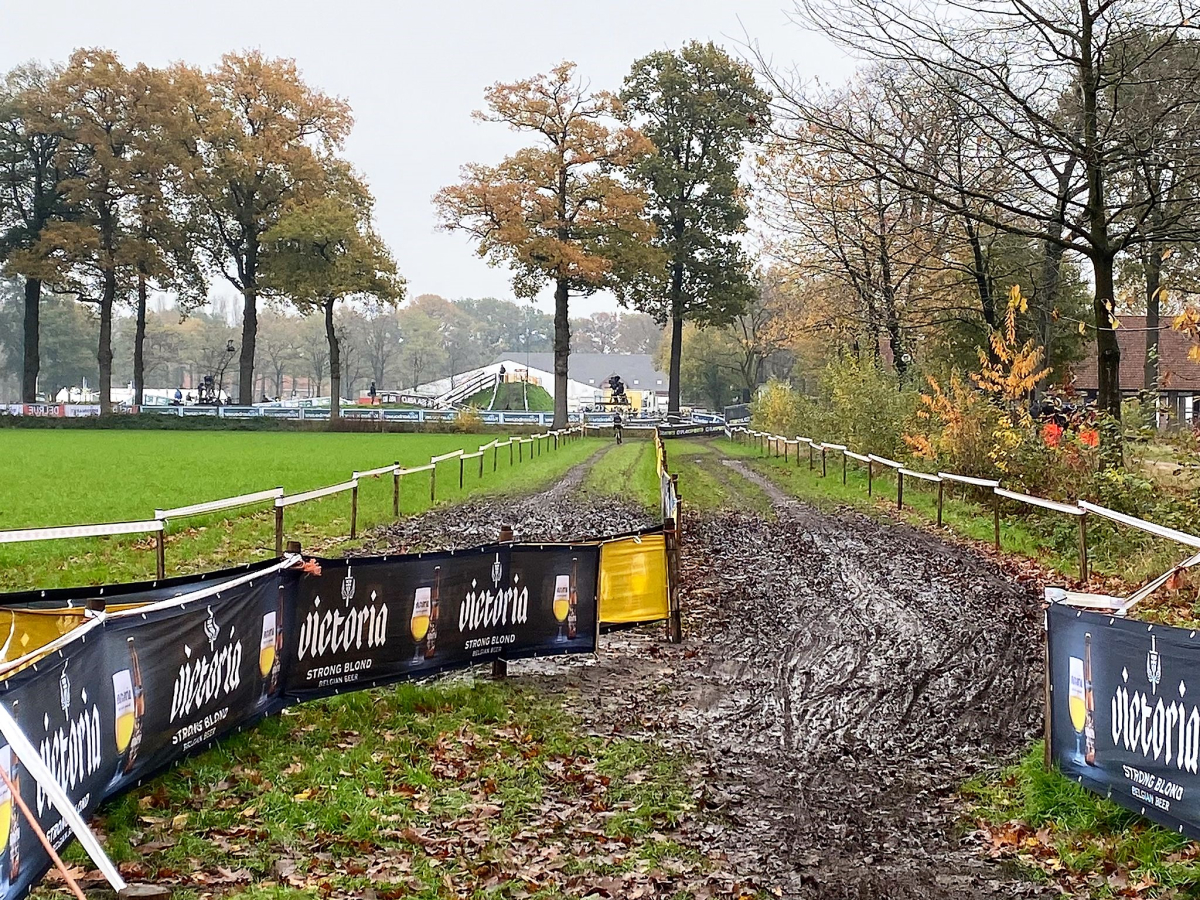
[0,282,663,404]
[1,42,771,427]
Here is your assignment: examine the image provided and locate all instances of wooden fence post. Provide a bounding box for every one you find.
[510,441,514,466]
[868,460,874,497]
[459,456,465,490]
[519,440,524,463]
[665,515,683,644]
[479,452,485,479]
[842,452,848,485]
[821,446,827,478]
[937,479,944,527]
[493,523,515,680]
[494,444,498,472]
[430,466,436,504]
[393,464,401,518]
[784,441,789,463]
[808,442,814,470]
[896,471,904,510]
[1043,610,1053,771]
[275,505,284,558]
[350,483,359,539]
[1079,512,1089,582]
[155,530,165,580]
[993,491,1001,551]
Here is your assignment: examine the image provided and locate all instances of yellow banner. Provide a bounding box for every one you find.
[0,603,147,670]
[598,534,669,625]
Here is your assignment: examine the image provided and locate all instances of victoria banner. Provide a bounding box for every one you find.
[1048,601,1200,837]
[0,540,605,900]
[284,543,599,700]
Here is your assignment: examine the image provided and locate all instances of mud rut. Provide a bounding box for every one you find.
[358,443,1049,899]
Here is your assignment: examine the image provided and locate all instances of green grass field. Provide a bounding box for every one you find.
[0,431,602,591]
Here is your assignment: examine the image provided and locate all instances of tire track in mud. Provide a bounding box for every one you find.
[683,457,1047,898]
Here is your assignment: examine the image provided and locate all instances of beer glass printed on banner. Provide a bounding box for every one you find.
[553,575,570,643]
[411,587,431,662]
[112,668,135,755]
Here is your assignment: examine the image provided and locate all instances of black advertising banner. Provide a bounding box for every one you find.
[0,626,116,900]
[283,544,600,701]
[104,573,287,794]
[1049,602,1200,837]
[0,560,279,611]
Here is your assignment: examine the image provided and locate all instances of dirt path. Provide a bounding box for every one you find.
[356,441,1048,899]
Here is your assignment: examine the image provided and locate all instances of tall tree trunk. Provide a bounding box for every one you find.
[552,278,569,429]
[238,238,258,406]
[1144,245,1162,393]
[1093,252,1122,422]
[133,269,147,407]
[667,259,685,417]
[21,278,41,403]
[325,298,341,423]
[99,270,116,416]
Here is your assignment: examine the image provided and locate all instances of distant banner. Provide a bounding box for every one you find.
[599,535,669,626]
[1048,602,1200,837]
[656,423,725,437]
[284,543,599,701]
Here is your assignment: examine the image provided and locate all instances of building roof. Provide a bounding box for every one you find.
[1073,315,1200,392]
[494,353,669,392]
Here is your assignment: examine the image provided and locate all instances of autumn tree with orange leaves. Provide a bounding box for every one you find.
[435,62,657,428]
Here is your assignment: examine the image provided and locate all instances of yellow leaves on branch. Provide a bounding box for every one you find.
[972,285,1050,405]
[1173,307,1200,364]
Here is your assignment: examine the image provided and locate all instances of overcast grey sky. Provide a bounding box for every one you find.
[0,0,852,317]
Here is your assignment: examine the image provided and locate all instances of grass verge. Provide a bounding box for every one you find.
[42,679,743,900]
[964,744,1200,897]
[662,440,774,515]
[0,432,603,591]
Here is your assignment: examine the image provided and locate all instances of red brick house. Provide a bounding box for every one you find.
[1072,315,1200,425]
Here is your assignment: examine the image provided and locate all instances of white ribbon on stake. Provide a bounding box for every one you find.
[0,703,127,893]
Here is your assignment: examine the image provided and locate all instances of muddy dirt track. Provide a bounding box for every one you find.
[359,443,1049,899]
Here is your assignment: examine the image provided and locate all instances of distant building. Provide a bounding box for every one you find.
[399,353,670,412]
[1072,315,1200,425]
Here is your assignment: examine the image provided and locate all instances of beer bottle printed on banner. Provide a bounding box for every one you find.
[1084,632,1097,766]
[567,557,578,640]
[411,585,431,663]
[553,574,570,643]
[269,586,284,696]
[8,750,19,886]
[125,636,145,774]
[0,745,12,893]
[1068,654,1086,763]
[424,566,441,660]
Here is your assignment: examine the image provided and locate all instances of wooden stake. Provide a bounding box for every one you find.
[459,456,465,489]
[842,452,847,485]
[808,442,814,470]
[393,464,401,518]
[937,479,944,527]
[479,452,485,479]
[1079,512,1089,582]
[350,484,359,539]
[155,530,165,580]
[430,467,436,504]
[868,460,873,497]
[821,446,827,477]
[993,492,1001,551]
[896,471,904,510]
[1043,610,1053,771]
[665,515,683,643]
[275,506,284,557]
